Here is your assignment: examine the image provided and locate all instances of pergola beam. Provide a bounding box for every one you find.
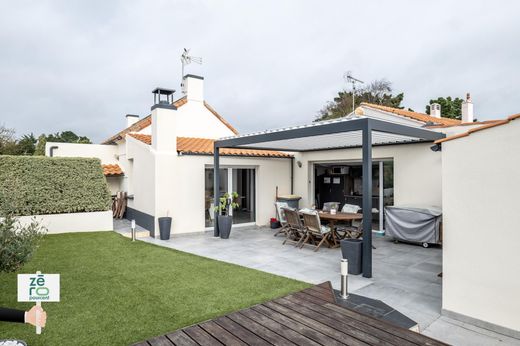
[212,116,446,278]
[213,144,220,237]
[215,118,367,149]
[362,124,373,278]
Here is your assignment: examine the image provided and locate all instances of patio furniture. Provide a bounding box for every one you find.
[282,208,305,246]
[341,203,361,213]
[317,211,363,246]
[385,205,442,247]
[322,202,340,212]
[299,211,333,252]
[273,201,290,237]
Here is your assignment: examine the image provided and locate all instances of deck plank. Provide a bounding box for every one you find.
[227,311,296,346]
[139,282,447,346]
[165,331,198,346]
[214,316,272,346]
[252,304,348,346]
[183,325,222,346]
[262,301,373,346]
[199,320,248,346]
[239,308,321,346]
[286,294,417,345]
[279,295,411,346]
[324,303,447,346]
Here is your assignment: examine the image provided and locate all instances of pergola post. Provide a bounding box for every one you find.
[362,122,373,278]
[213,145,220,237]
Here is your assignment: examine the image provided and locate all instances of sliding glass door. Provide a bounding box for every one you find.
[205,167,256,228]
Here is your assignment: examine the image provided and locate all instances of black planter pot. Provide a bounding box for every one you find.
[158,217,172,240]
[218,215,232,239]
[340,238,363,275]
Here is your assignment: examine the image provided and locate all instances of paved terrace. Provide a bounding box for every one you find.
[115,221,520,346]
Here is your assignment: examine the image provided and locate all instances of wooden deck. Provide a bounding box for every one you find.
[133,282,447,346]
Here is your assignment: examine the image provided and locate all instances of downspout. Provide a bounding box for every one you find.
[49,146,59,157]
[290,157,294,194]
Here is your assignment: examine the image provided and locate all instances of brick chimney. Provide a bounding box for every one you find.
[430,103,441,118]
[461,93,474,123]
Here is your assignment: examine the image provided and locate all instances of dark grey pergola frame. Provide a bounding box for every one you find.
[212,117,445,278]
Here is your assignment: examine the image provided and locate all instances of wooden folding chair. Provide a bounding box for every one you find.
[273,202,290,237]
[282,208,305,246]
[299,211,334,252]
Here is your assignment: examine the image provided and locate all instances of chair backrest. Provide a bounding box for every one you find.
[341,203,361,213]
[302,211,322,234]
[323,202,340,212]
[283,208,302,229]
[275,202,289,223]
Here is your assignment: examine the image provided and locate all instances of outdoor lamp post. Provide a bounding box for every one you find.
[131,219,136,241]
[340,259,349,299]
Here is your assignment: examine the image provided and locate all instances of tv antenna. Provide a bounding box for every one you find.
[181,48,202,93]
[343,71,364,113]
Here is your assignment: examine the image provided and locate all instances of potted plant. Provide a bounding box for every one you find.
[158,211,172,240]
[214,192,239,239]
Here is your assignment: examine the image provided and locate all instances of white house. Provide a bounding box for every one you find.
[46,76,520,336]
[47,75,293,236]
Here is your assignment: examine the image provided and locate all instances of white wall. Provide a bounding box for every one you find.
[161,155,292,234]
[126,135,155,216]
[442,119,520,334]
[175,101,236,139]
[45,142,118,164]
[293,142,442,209]
[16,211,113,234]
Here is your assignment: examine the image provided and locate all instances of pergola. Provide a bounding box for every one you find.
[213,116,445,278]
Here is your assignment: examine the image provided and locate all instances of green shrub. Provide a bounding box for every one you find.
[0,155,111,216]
[0,214,46,272]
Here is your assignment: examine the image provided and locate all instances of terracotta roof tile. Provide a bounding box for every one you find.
[361,103,462,126]
[102,96,238,144]
[102,164,124,176]
[128,134,291,158]
[435,113,520,144]
[128,133,152,145]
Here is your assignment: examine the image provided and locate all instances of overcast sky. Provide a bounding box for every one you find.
[1,1,519,142]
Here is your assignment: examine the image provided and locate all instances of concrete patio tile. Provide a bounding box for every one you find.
[117,225,518,344]
[423,317,520,346]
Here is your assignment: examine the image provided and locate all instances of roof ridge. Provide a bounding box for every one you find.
[435,113,520,144]
[101,96,238,144]
[360,102,461,126]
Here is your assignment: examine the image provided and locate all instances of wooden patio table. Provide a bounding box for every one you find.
[316,211,363,247]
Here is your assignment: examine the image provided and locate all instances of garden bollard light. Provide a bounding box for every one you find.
[131,219,136,241]
[340,259,349,299]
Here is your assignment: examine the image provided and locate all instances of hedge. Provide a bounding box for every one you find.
[0,156,111,216]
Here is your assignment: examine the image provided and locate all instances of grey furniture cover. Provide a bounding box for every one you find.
[384,205,442,244]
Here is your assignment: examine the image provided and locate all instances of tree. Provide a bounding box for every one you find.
[425,96,463,120]
[316,79,404,121]
[46,131,91,144]
[16,133,37,155]
[34,134,47,156]
[0,125,18,155]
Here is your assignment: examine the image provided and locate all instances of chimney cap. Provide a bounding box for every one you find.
[183,74,204,80]
[152,87,175,96]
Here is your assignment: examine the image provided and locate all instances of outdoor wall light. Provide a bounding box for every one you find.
[297,161,302,168]
[430,143,442,152]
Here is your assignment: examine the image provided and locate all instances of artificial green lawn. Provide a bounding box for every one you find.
[0,232,310,345]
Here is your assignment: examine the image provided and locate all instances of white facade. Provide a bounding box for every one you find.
[441,118,520,335]
[293,141,442,209]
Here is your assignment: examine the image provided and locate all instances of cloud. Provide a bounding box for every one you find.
[0,0,519,142]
